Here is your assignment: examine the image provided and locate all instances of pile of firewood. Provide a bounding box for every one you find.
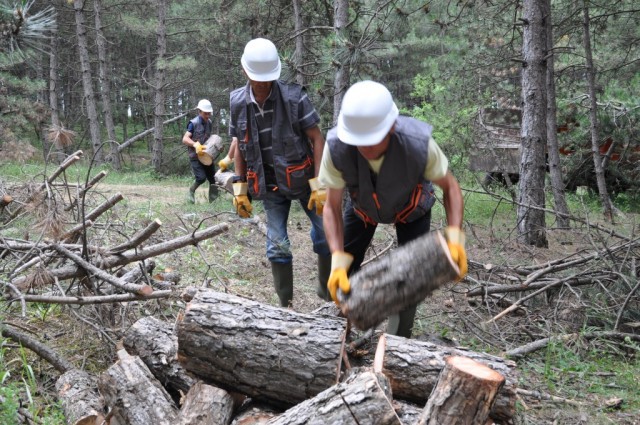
[53,288,519,425]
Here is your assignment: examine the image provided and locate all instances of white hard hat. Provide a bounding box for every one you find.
[241,38,281,82]
[196,99,213,113]
[337,81,399,146]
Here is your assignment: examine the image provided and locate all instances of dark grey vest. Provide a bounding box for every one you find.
[328,115,436,224]
[230,81,314,199]
[187,116,212,160]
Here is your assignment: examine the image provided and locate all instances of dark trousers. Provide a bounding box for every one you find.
[343,199,431,337]
[190,158,216,185]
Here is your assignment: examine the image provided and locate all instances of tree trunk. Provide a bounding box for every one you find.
[152,0,167,171]
[517,0,548,247]
[332,0,350,126]
[176,289,347,407]
[267,369,400,425]
[94,0,121,170]
[55,369,105,425]
[339,231,459,331]
[178,381,234,425]
[73,0,104,164]
[123,316,197,395]
[418,356,505,425]
[581,1,613,221]
[98,349,178,425]
[544,0,570,229]
[380,334,517,423]
[292,0,305,86]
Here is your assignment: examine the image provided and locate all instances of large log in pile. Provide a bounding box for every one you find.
[176,289,347,406]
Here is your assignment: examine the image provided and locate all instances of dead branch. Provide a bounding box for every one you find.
[505,331,640,358]
[465,273,614,297]
[108,219,162,254]
[12,290,172,305]
[63,170,108,211]
[53,244,153,295]
[1,324,74,373]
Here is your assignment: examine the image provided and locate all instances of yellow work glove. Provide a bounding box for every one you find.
[218,155,233,171]
[194,142,205,156]
[307,177,326,216]
[328,251,353,305]
[444,226,468,281]
[232,182,252,218]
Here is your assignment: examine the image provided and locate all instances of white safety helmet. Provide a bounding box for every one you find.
[337,81,399,146]
[241,38,281,82]
[196,99,213,113]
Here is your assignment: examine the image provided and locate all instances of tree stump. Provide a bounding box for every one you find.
[339,231,459,330]
[176,289,347,407]
[418,356,505,425]
[55,369,104,425]
[380,334,517,423]
[98,349,178,425]
[123,316,197,395]
[266,368,400,425]
[178,381,234,425]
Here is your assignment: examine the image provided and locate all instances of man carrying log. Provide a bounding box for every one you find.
[182,99,219,204]
[318,80,467,338]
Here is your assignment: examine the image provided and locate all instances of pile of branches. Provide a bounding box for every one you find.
[460,223,640,358]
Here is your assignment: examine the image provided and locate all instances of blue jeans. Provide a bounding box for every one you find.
[262,190,330,263]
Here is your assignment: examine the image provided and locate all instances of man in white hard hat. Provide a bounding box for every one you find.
[182,99,218,203]
[228,38,331,307]
[318,80,467,338]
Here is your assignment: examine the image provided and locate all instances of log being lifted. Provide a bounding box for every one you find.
[98,349,178,425]
[339,230,459,331]
[418,356,505,425]
[267,368,400,425]
[381,334,517,423]
[176,289,347,407]
[123,316,196,395]
[55,369,104,425]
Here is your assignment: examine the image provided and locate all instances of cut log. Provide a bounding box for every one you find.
[98,349,178,425]
[231,402,279,425]
[266,368,400,425]
[178,381,234,425]
[123,316,197,395]
[55,369,105,425]
[393,400,423,425]
[176,289,347,407]
[215,171,237,193]
[339,230,459,331]
[418,356,505,425]
[380,334,517,423]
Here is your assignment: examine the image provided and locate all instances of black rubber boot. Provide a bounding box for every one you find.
[316,254,332,301]
[208,184,219,203]
[387,304,418,338]
[271,262,294,307]
[188,182,200,204]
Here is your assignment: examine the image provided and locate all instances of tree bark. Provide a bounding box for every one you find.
[380,334,517,423]
[73,0,104,164]
[543,0,570,229]
[123,316,197,395]
[55,369,105,425]
[332,0,350,126]
[266,369,400,425]
[152,0,167,171]
[339,231,459,331]
[178,381,234,425]
[93,0,121,170]
[98,349,178,425]
[176,289,347,407]
[418,356,505,425]
[517,0,548,247]
[581,1,613,221]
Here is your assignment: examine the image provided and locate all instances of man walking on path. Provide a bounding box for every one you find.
[182,99,219,204]
[229,38,331,307]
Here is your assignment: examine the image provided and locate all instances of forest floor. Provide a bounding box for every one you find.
[2,174,639,424]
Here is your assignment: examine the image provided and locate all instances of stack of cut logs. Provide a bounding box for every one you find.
[56,288,518,425]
